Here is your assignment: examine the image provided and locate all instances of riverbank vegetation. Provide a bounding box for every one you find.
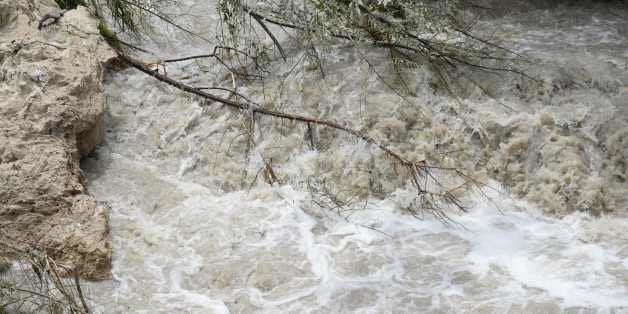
[1,244,90,313]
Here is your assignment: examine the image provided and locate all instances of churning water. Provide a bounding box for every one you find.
[84,1,628,313]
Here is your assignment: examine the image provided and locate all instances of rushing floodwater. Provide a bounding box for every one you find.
[84,2,628,313]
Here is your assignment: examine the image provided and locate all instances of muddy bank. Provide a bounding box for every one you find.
[0,0,114,279]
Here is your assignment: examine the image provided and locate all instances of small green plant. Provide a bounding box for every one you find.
[97,20,120,47]
[86,0,167,37]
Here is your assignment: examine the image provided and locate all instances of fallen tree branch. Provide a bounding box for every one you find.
[117,49,411,164]
[163,45,252,63]
[107,39,471,216]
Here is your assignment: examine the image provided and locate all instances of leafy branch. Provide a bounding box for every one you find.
[91,0,523,219]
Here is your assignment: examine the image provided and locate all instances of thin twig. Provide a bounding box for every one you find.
[74,269,90,313]
[117,0,211,43]
[250,12,287,61]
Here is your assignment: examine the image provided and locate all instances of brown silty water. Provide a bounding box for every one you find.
[83,1,628,313]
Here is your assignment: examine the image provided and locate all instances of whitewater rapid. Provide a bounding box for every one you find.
[84,153,628,312]
[84,1,628,313]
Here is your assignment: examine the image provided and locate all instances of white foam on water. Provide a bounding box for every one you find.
[452,198,628,308]
[86,152,628,312]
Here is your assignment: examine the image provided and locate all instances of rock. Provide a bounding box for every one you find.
[0,0,116,279]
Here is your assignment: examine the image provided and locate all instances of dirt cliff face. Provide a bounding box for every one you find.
[0,0,115,279]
